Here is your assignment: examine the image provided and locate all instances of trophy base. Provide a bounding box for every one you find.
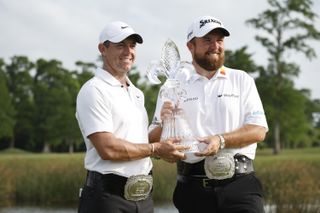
[183,151,205,164]
[181,141,206,164]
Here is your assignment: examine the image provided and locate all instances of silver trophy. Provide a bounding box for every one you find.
[147,39,203,163]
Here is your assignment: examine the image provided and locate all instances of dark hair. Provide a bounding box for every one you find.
[188,38,195,44]
[103,40,110,47]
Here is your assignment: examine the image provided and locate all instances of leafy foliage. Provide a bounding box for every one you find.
[246,0,320,153]
[0,59,15,140]
[5,56,34,148]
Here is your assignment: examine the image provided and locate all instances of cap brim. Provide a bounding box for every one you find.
[108,33,143,44]
[188,27,230,42]
[128,34,143,43]
[217,27,230,37]
[203,27,230,37]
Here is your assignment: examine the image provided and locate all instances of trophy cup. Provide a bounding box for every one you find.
[146,39,204,163]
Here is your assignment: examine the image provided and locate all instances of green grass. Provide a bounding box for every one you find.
[256,147,320,164]
[256,148,320,212]
[0,152,85,206]
[0,148,31,154]
[0,148,319,212]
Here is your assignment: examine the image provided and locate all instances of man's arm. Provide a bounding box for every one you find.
[148,126,162,143]
[223,124,266,148]
[196,124,267,156]
[89,132,188,162]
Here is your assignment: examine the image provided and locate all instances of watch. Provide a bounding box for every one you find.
[217,134,225,149]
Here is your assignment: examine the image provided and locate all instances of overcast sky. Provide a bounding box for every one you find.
[1,0,320,99]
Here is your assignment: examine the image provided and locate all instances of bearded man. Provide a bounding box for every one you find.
[149,15,269,213]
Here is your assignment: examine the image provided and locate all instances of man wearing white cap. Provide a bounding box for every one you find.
[76,21,187,213]
[149,16,268,212]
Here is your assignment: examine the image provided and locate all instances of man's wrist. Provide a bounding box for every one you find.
[150,143,155,154]
[217,134,225,149]
[150,143,160,159]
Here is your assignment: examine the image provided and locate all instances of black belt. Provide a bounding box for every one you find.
[177,154,254,188]
[85,171,128,197]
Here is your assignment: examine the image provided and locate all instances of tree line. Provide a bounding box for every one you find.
[0,0,320,154]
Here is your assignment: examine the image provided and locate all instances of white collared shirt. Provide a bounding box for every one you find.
[76,67,152,177]
[150,66,268,160]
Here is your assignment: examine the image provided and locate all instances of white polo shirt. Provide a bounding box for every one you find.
[150,66,268,160]
[76,67,152,177]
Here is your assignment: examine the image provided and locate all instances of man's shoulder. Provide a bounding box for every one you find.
[224,66,253,80]
[224,66,246,75]
[77,76,109,100]
[80,76,101,90]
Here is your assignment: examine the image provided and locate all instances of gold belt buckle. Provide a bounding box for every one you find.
[124,175,153,201]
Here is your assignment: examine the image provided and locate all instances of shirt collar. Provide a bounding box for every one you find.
[95,67,132,87]
[216,66,228,79]
[189,66,228,83]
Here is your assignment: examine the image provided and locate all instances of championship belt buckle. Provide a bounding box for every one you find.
[204,152,235,180]
[124,175,153,201]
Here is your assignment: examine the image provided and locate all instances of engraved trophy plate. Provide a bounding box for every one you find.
[124,175,153,201]
[204,152,235,180]
[146,39,204,164]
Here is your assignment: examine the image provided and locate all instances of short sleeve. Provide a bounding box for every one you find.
[242,75,268,130]
[76,83,113,137]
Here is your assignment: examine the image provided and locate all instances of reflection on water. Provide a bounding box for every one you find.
[0,204,179,213]
[155,204,178,213]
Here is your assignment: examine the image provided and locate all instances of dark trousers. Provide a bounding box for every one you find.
[78,176,154,213]
[173,173,265,213]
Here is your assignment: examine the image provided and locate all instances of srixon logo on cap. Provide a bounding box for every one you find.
[199,19,221,28]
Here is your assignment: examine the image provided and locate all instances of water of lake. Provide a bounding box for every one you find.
[0,204,179,213]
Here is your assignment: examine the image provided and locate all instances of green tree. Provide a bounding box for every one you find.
[246,0,320,154]
[74,61,95,86]
[0,59,15,141]
[58,70,83,153]
[5,56,34,149]
[308,100,320,146]
[33,59,81,152]
[225,46,259,73]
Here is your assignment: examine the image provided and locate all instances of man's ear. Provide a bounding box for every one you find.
[98,43,105,54]
[187,41,194,54]
[187,41,194,51]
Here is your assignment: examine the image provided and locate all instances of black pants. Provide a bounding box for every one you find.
[173,173,265,213]
[78,181,154,213]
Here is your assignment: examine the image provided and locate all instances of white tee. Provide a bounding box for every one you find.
[150,66,268,161]
[76,67,152,177]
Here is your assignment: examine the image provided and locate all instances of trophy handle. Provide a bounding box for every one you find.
[146,60,165,84]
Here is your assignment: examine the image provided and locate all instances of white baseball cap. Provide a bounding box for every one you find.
[99,21,143,44]
[186,15,230,42]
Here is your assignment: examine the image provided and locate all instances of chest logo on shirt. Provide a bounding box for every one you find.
[183,97,199,103]
[217,93,239,98]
